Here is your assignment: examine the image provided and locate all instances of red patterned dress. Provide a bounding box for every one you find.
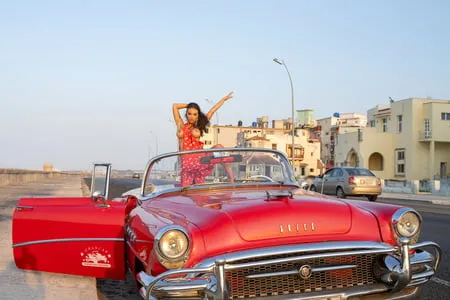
[180,123,214,186]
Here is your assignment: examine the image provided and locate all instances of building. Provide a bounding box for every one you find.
[316,113,367,168]
[201,117,323,177]
[333,98,450,180]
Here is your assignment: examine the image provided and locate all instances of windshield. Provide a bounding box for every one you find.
[142,148,297,197]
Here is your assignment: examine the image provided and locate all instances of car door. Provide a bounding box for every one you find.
[320,168,335,194]
[12,164,127,280]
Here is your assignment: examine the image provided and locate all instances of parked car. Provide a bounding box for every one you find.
[12,148,441,299]
[132,172,141,179]
[310,167,382,201]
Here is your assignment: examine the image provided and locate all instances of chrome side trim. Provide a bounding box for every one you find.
[12,237,124,248]
[246,264,358,279]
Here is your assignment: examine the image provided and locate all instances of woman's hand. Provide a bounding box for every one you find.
[222,91,234,101]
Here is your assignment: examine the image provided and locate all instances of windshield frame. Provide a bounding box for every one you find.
[139,147,298,201]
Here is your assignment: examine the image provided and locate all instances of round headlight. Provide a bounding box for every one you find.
[394,210,421,238]
[158,229,189,260]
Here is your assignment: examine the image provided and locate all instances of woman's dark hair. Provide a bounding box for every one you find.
[186,102,210,136]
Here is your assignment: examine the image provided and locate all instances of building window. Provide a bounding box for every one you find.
[369,120,375,127]
[248,143,252,147]
[272,143,277,150]
[311,152,314,157]
[424,119,431,138]
[301,167,305,176]
[441,112,450,120]
[395,149,405,176]
[309,168,314,173]
[382,118,387,132]
[397,115,402,133]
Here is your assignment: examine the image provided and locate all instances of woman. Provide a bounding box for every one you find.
[172,91,234,186]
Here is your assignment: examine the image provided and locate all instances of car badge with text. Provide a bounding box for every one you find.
[280,223,316,233]
[299,265,312,279]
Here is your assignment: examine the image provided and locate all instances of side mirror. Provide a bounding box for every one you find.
[92,191,110,208]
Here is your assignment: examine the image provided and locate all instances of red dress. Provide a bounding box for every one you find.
[180,123,214,186]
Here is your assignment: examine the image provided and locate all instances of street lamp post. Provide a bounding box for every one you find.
[149,130,158,157]
[205,98,219,145]
[273,58,296,173]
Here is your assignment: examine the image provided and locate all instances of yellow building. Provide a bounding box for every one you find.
[334,98,450,180]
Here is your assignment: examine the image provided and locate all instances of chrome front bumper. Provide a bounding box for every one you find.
[137,240,441,300]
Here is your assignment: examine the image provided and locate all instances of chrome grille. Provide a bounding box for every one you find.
[226,254,377,299]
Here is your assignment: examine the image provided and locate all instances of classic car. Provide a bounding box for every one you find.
[12,148,441,299]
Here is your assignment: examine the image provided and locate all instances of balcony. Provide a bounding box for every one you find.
[418,130,432,141]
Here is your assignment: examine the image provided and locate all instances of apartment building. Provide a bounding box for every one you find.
[333,98,450,180]
[201,116,323,177]
[316,113,367,168]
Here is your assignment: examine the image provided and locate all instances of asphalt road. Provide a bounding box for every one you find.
[95,179,450,299]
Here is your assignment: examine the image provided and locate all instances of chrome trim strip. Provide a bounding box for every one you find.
[12,237,124,248]
[196,241,395,268]
[16,205,34,209]
[246,264,358,279]
[226,248,394,271]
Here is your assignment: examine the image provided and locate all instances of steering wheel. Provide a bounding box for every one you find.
[248,175,276,182]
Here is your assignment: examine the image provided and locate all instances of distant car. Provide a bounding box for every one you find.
[310,167,381,201]
[132,173,140,179]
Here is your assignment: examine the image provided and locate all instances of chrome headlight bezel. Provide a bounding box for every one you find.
[154,225,191,269]
[392,208,422,244]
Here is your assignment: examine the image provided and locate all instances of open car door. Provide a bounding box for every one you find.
[12,163,127,280]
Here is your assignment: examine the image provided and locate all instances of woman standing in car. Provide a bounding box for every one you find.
[172,91,234,186]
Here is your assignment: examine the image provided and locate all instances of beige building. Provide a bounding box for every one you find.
[316,113,368,168]
[201,116,323,177]
[334,98,450,180]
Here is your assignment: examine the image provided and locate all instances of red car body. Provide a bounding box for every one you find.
[12,148,441,299]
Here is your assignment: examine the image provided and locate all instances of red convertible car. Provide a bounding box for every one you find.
[12,148,441,299]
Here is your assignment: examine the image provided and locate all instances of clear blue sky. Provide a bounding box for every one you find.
[1,1,449,170]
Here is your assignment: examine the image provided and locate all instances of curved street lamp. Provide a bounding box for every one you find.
[273,58,296,172]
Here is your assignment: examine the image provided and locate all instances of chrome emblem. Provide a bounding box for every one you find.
[280,223,316,233]
[299,265,312,279]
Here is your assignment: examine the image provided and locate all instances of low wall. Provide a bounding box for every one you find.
[382,179,450,196]
[0,169,83,186]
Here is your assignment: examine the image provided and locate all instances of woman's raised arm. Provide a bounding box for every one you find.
[172,103,187,129]
[206,91,234,121]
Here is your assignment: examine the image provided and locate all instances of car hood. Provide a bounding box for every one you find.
[146,188,372,248]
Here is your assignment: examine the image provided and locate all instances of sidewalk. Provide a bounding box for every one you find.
[379,192,450,205]
[0,176,98,300]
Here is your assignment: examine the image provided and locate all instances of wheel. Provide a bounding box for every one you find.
[336,187,346,198]
[309,185,317,192]
[367,195,377,202]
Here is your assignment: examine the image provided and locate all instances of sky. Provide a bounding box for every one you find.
[1,0,449,170]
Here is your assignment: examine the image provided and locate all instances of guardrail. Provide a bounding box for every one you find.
[0,169,86,186]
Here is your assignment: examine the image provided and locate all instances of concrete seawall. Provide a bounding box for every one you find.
[0,169,85,186]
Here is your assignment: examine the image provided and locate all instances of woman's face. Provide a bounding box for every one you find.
[186,108,199,124]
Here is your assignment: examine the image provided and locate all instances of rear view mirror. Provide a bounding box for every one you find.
[200,154,243,165]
